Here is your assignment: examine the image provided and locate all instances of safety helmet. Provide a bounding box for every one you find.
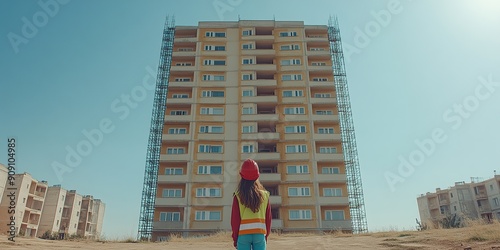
[240,159,260,181]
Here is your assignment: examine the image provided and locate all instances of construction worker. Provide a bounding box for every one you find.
[231,159,272,250]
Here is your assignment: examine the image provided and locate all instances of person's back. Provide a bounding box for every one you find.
[231,159,271,250]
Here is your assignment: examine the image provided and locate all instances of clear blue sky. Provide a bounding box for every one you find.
[1,0,499,239]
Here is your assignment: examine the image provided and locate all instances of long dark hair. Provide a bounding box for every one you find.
[237,179,265,213]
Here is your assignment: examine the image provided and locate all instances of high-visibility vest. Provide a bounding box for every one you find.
[235,190,270,235]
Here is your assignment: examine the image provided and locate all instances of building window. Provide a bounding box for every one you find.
[323,188,342,197]
[490,184,494,191]
[314,93,331,98]
[205,32,226,37]
[450,193,454,198]
[242,58,254,64]
[319,147,337,154]
[242,145,255,153]
[160,212,181,222]
[242,125,255,133]
[242,43,253,49]
[284,107,305,115]
[281,59,301,65]
[175,62,192,66]
[201,108,224,115]
[174,78,191,82]
[198,165,222,175]
[282,90,303,97]
[281,74,302,81]
[242,30,253,36]
[172,94,189,98]
[202,75,225,81]
[168,128,187,134]
[170,110,188,115]
[286,145,307,153]
[280,44,300,50]
[59,207,62,213]
[242,90,254,96]
[494,198,499,207]
[196,188,222,197]
[165,168,183,175]
[316,110,333,115]
[288,187,310,196]
[195,211,221,221]
[289,210,311,220]
[198,145,223,153]
[242,74,254,80]
[318,128,334,134]
[242,107,254,114]
[322,167,340,174]
[312,77,328,82]
[178,48,194,52]
[287,165,309,174]
[76,211,79,216]
[199,126,223,133]
[167,148,185,154]
[311,62,327,66]
[325,210,344,221]
[284,125,306,133]
[162,189,182,198]
[204,45,226,51]
[202,90,225,97]
[279,31,297,37]
[203,60,226,66]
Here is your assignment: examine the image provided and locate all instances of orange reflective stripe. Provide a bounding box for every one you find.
[241,218,265,224]
[239,228,266,235]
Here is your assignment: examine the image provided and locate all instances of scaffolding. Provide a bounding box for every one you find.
[328,16,368,233]
[138,16,175,241]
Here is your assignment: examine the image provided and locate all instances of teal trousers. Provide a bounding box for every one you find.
[237,234,266,250]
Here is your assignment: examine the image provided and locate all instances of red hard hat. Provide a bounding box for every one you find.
[240,159,260,181]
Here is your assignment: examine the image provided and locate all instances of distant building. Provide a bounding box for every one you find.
[417,174,500,225]
[37,185,67,237]
[0,173,48,237]
[0,164,8,202]
[78,195,105,239]
[61,190,83,237]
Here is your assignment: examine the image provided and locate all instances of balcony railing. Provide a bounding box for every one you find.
[153,221,184,230]
[157,175,188,183]
[155,197,187,207]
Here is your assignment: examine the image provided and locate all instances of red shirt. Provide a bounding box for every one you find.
[231,195,272,246]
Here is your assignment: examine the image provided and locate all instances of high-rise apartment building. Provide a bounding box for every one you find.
[139,19,367,241]
[78,195,105,239]
[61,190,83,237]
[417,175,500,225]
[37,185,67,237]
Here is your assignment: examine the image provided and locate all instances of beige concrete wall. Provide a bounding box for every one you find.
[37,186,67,237]
[0,164,8,204]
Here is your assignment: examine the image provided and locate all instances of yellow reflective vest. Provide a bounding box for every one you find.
[235,190,270,235]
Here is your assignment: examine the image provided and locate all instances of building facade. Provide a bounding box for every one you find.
[61,190,83,236]
[417,175,500,225]
[37,185,67,237]
[152,20,352,240]
[0,164,8,203]
[78,195,105,239]
[0,173,47,237]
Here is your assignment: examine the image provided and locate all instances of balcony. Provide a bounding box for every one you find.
[191,197,225,206]
[170,65,196,72]
[241,35,274,41]
[164,114,194,123]
[197,133,224,141]
[269,196,282,205]
[285,153,310,161]
[286,174,312,182]
[242,64,277,71]
[287,197,315,206]
[476,192,488,200]
[305,36,328,42]
[168,81,196,88]
[309,81,335,88]
[283,133,307,141]
[281,97,306,104]
[153,221,184,230]
[162,133,190,141]
[279,80,306,88]
[321,220,352,230]
[313,133,341,142]
[197,153,224,161]
[160,154,190,162]
[241,132,280,141]
[428,203,439,210]
[439,199,450,206]
[271,219,283,229]
[199,97,225,104]
[167,97,194,105]
[242,96,278,103]
[155,197,188,207]
[310,97,337,105]
[308,65,333,72]
[241,114,279,122]
[317,174,347,183]
[241,79,277,87]
[311,114,340,122]
[242,152,280,161]
[242,49,275,56]
[280,65,304,72]
[259,173,281,183]
[196,115,225,122]
[315,153,344,162]
[172,51,196,57]
[283,114,309,122]
[174,37,197,43]
[306,50,330,56]
[318,196,349,205]
[157,175,188,183]
[191,175,224,183]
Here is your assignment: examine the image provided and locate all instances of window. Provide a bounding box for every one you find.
[196,188,222,197]
[198,165,222,175]
[318,128,334,134]
[314,93,331,98]
[454,206,457,211]
[494,198,500,207]
[202,91,224,97]
[450,193,454,198]
[198,145,223,153]
[203,60,226,66]
[279,31,297,37]
[242,107,254,114]
[56,220,59,225]
[310,47,325,51]
[199,126,223,133]
[170,110,187,115]
[490,184,494,191]
[288,187,310,196]
[59,207,62,213]
[325,210,344,221]
[323,188,342,197]
[168,128,187,134]
[283,90,303,97]
[322,167,340,174]
[61,195,65,201]
[280,44,300,50]
[174,78,191,82]
[284,107,305,115]
[242,30,253,36]
[162,189,182,198]
[167,148,185,154]
[242,58,254,64]
[289,210,311,220]
[286,145,307,153]
[311,62,327,66]
[242,145,254,153]
[195,211,221,221]
[172,94,189,98]
[242,44,253,49]
[175,62,192,66]
[284,125,306,133]
[202,75,225,81]
[76,211,79,216]
[205,32,226,37]
[281,59,301,65]
[165,168,183,175]
[242,125,255,133]
[312,78,328,82]
[287,165,309,174]
[242,90,254,96]
[204,45,226,51]
[316,110,333,115]
[160,212,181,222]
[201,108,224,115]
[242,74,254,80]
[281,74,302,81]
[178,48,193,52]
[319,147,337,154]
